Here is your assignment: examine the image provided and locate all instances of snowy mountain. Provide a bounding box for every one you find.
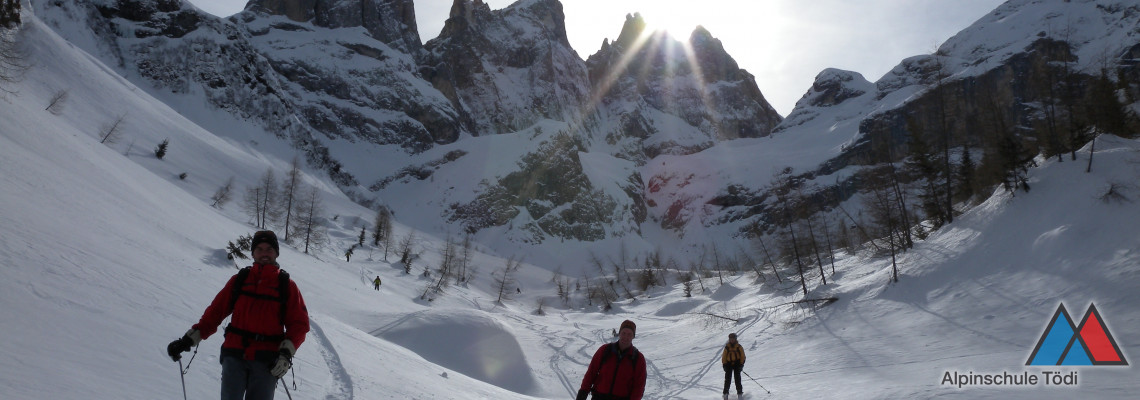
[27,0,792,255]
[30,0,1138,262]
[664,0,1140,241]
[423,0,590,136]
[2,1,1140,399]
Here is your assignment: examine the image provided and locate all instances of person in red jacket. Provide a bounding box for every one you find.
[167,230,310,400]
[577,320,647,400]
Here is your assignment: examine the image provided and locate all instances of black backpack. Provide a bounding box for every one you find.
[224,266,291,343]
[593,342,640,395]
[600,342,639,366]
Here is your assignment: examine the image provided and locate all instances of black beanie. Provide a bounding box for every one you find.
[251,230,279,254]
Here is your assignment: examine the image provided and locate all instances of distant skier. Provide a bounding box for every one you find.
[373,275,382,291]
[612,328,618,337]
[166,230,310,400]
[577,320,647,400]
[721,333,746,399]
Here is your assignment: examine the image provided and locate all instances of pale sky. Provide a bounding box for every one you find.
[187,0,1006,116]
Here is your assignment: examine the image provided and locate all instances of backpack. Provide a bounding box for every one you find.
[594,342,640,396]
[224,266,291,343]
[600,342,639,367]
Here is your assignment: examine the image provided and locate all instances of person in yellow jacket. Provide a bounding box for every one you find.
[721,333,746,398]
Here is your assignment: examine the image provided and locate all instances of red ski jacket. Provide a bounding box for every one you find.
[580,342,647,400]
[193,263,309,360]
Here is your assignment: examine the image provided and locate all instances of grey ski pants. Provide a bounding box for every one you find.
[220,355,277,400]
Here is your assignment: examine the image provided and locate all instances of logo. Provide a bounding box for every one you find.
[1026,303,1128,366]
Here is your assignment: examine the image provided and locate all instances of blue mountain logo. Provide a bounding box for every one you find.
[1026,303,1128,366]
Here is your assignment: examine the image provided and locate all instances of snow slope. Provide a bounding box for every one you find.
[3,6,1140,400]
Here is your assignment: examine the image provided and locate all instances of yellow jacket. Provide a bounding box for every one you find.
[722,342,746,365]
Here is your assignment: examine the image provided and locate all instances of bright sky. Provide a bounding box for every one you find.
[187,0,1005,116]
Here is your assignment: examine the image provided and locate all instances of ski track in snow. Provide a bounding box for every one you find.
[504,302,779,399]
[653,307,774,399]
[497,312,586,397]
[308,318,354,400]
[367,310,429,336]
[546,332,577,396]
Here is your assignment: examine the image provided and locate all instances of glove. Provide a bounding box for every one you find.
[166,329,201,361]
[575,389,589,400]
[167,336,191,361]
[270,353,292,378]
[270,339,296,378]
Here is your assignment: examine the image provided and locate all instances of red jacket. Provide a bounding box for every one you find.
[580,343,647,400]
[193,263,309,360]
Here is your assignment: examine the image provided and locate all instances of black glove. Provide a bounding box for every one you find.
[575,389,589,400]
[722,363,731,372]
[167,335,193,361]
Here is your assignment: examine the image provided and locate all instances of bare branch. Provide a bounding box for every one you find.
[686,312,738,322]
[99,114,126,144]
[1098,182,1134,204]
[45,90,68,115]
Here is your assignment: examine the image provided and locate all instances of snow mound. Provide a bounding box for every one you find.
[377,310,539,395]
[710,281,745,301]
[654,298,705,317]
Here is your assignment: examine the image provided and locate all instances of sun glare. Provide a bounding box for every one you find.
[580,5,719,127]
[639,11,701,39]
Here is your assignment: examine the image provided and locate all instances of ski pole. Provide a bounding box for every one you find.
[178,360,188,400]
[279,380,294,400]
[741,370,771,394]
[176,346,196,400]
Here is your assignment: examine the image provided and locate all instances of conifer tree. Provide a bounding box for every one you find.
[154,139,169,159]
[956,144,976,201]
[905,129,947,227]
[397,232,418,269]
[456,234,474,284]
[929,53,957,224]
[372,207,393,259]
[279,156,303,241]
[291,186,328,254]
[493,256,521,304]
[0,19,26,94]
[861,166,902,282]
[211,177,235,209]
[243,168,279,229]
[1,0,20,28]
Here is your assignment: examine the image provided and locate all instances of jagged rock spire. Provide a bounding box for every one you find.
[612,12,647,51]
[245,0,422,54]
[424,0,588,135]
[586,15,783,142]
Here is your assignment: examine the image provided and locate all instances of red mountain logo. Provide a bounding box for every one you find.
[1026,303,1128,366]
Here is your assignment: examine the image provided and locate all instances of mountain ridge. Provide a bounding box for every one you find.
[26,0,1140,261]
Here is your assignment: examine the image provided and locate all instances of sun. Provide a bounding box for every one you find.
[638,10,702,38]
[578,5,723,126]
